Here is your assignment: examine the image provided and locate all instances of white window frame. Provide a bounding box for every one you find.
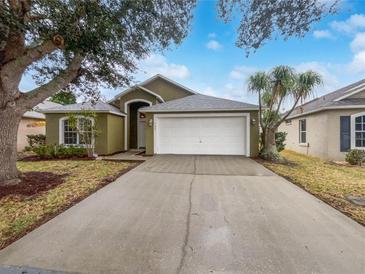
[59,116,95,147]
[351,111,365,150]
[299,119,307,145]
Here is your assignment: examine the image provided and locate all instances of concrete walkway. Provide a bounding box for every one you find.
[0,155,364,274]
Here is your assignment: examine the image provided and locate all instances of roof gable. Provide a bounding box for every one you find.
[109,74,196,104]
[287,78,365,119]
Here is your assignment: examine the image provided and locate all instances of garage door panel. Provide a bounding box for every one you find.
[155,115,247,155]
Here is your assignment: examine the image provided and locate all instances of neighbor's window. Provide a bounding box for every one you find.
[299,119,306,144]
[62,118,93,145]
[354,115,365,147]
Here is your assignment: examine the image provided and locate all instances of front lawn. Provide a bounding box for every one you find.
[0,160,137,249]
[259,150,365,226]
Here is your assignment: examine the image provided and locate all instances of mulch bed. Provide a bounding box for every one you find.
[0,172,68,199]
[19,156,93,162]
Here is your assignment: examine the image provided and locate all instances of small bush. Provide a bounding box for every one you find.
[345,149,365,166]
[27,134,46,147]
[23,146,33,152]
[275,132,287,152]
[32,145,87,159]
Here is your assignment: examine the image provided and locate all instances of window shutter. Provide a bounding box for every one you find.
[340,116,351,152]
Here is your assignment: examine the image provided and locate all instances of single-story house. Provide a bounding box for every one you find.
[279,79,365,161]
[42,74,260,156]
[18,100,61,151]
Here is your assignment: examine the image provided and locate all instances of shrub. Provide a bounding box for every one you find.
[345,149,365,166]
[23,146,33,152]
[275,132,287,152]
[32,145,87,159]
[27,134,46,147]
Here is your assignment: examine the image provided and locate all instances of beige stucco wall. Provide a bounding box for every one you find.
[45,113,124,155]
[279,112,329,159]
[279,108,365,160]
[144,111,259,157]
[17,118,46,151]
[326,109,365,160]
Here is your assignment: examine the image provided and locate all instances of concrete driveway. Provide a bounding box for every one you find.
[0,155,364,274]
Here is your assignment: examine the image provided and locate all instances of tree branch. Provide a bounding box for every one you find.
[258,90,264,131]
[17,53,83,112]
[274,95,301,128]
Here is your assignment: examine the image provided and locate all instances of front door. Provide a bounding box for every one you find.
[137,112,146,149]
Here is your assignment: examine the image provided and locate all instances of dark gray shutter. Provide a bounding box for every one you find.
[340,116,351,152]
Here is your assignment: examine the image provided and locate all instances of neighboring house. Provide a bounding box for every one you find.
[279,79,365,161]
[42,74,260,156]
[18,100,61,151]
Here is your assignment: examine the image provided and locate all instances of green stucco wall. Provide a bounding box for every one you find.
[45,113,124,155]
[143,77,193,101]
[107,114,124,154]
[119,89,158,112]
[144,111,259,157]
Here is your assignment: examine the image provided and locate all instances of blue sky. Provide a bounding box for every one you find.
[21,0,365,110]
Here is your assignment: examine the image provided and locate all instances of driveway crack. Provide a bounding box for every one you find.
[176,156,196,274]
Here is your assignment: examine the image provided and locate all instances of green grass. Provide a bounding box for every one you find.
[260,150,365,226]
[0,160,134,249]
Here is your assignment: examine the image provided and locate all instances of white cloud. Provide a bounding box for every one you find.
[208,32,216,38]
[350,32,365,52]
[349,51,365,73]
[201,86,218,97]
[206,40,223,50]
[138,54,190,79]
[330,14,365,34]
[313,30,334,39]
[294,61,340,95]
[229,65,257,80]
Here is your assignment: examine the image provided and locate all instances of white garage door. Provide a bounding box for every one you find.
[154,114,249,156]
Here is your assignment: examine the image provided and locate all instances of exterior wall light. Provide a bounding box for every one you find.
[148,119,153,127]
[251,118,256,125]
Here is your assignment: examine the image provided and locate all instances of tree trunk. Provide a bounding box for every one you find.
[0,107,22,185]
[260,127,283,162]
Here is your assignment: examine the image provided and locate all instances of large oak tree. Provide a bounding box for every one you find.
[0,0,196,185]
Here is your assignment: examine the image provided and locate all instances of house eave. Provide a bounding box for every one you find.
[286,105,365,119]
[140,108,259,113]
[41,110,127,117]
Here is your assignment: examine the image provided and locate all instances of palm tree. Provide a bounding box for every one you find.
[248,65,322,161]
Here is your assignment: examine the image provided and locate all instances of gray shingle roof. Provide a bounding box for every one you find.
[288,78,365,118]
[140,94,258,112]
[23,101,62,119]
[41,101,125,116]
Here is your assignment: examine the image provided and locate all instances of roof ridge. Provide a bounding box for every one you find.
[292,78,365,110]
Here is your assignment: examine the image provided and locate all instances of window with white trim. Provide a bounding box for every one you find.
[354,114,365,148]
[61,117,93,146]
[299,119,307,144]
